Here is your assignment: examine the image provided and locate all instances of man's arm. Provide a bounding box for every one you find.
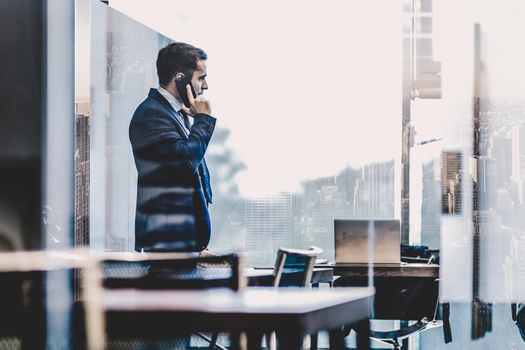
[131,110,215,173]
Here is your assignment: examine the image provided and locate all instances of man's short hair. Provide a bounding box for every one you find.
[156,42,207,86]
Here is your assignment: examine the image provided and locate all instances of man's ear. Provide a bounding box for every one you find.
[174,72,184,80]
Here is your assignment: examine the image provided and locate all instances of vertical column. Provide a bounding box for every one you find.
[43,0,75,348]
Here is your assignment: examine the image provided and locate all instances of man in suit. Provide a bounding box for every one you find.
[129,42,215,252]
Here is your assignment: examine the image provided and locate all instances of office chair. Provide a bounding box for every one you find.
[0,254,97,350]
[336,255,451,350]
[262,246,323,350]
[100,253,244,350]
[0,270,47,349]
[368,278,447,350]
[368,255,451,350]
[273,246,323,287]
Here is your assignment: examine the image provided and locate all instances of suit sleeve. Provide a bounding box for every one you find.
[130,111,216,173]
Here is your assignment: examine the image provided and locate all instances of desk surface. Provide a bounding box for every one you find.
[320,263,439,278]
[103,287,373,335]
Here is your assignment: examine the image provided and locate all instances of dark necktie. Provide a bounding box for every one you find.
[199,160,213,205]
[180,111,191,132]
[180,111,213,204]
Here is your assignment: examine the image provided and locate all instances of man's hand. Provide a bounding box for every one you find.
[199,249,218,257]
[181,84,211,116]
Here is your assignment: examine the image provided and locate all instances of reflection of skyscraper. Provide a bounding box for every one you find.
[496,188,514,225]
[402,0,442,244]
[475,156,496,211]
[297,170,355,259]
[291,162,395,260]
[511,125,523,204]
[420,159,441,248]
[517,124,525,207]
[354,162,395,218]
[75,112,90,246]
[245,193,293,265]
[490,135,512,190]
[478,209,508,299]
[441,151,462,214]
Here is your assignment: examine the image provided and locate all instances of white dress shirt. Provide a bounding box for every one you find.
[157,86,192,135]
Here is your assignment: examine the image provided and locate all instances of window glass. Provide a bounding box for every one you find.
[109,0,402,266]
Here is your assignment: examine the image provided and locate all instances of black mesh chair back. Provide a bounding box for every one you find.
[273,246,323,287]
[0,270,46,348]
[101,253,243,291]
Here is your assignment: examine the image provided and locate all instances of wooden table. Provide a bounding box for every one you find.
[0,250,101,349]
[325,263,439,278]
[103,287,374,350]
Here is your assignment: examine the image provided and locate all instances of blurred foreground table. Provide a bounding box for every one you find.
[103,287,374,350]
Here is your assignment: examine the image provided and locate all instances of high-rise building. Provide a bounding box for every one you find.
[244,192,293,266]
[519,124,525,182]
[75,112,90,246]
[420,160,441,248]
[441,151,462,214]
[475,156,497,211]
[511,125,523,204]
[354,161,395,218]
[490,135,512,190]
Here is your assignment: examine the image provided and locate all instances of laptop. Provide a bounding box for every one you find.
[334,219,401,265]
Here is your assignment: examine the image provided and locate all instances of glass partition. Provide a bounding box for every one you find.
[77,0,525,348]
[408,0,525,304]
[107,0,403,267]
[79,0,173,250]
[408,0,525,348]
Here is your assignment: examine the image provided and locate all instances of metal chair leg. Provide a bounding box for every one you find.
[310,333,318,350]
[196,332,227,350]
[208,332,219,350]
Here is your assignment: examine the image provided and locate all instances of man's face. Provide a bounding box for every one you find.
[191,59,208,95]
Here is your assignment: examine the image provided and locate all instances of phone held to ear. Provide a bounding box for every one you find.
[175,75,197,108]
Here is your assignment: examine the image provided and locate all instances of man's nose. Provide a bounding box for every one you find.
[202,80,208,90]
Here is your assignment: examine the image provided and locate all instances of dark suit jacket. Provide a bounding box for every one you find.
[129,88,215,252]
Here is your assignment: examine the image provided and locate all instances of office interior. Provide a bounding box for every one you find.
[1,0,525,348]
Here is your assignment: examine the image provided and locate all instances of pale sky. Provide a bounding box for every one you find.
[110,0,403,196]
[110,0,525,198]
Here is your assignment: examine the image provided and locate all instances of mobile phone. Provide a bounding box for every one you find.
[175,75,197,108]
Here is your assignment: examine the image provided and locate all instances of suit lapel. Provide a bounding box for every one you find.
[148,88,189,139]
[148,88,212,203]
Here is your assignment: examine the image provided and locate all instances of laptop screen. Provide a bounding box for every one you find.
[334,219,401,264]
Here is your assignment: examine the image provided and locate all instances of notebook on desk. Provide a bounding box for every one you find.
[334,219,401,265]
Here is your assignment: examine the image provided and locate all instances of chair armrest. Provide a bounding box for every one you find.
[278,246,323,257]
